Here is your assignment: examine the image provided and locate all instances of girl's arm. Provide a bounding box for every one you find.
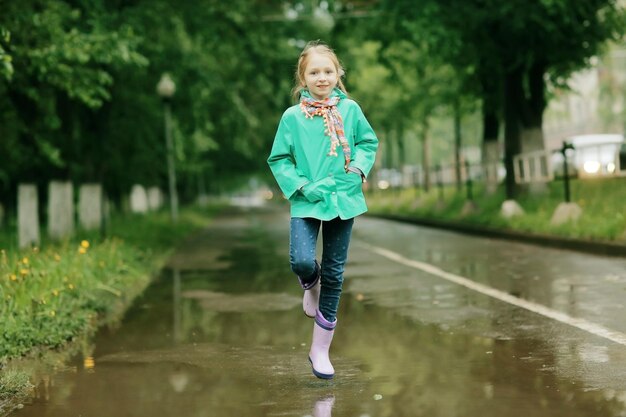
[349,105,379,179]
[267,117,309,199]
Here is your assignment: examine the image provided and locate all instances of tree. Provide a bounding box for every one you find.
[0,0,147,206]
[379,0,626,198]
[0,0,300,207]
[0,27,13,81]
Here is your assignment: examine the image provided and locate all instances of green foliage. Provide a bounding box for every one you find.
[0,27,13,80]
[0,0,149,200]
[380,0,626,109]
[0,0,298,205]
[4,2,147,108]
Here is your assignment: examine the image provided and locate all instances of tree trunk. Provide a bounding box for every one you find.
[382,129,392,169]
[521,60,548,194]
[198,170,207,197]
[482,103,500,194]
[520,59,547,153]
[421,117,431,192]
[503,67,524,199]
[396,121,407,188]
[520,127,544,153]
[397,121,405,166]
[453,99,462,191]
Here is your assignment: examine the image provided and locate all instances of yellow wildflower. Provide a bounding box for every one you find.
[9,274,17,281]
[52,289,59,296]
[54,254,61,262]
[50,310,56,317]
[81,240,90,249]
[19,269,29,276]
[22,257,29,265]
[68,284,75,290]
[78,247,87,255]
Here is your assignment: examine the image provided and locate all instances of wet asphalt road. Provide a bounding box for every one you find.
[12,204,626,417]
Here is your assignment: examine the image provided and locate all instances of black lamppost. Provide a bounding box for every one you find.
[157,73,178,222]
[560,141,575,203]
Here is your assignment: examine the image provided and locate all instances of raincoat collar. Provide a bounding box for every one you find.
[300,88,347,101]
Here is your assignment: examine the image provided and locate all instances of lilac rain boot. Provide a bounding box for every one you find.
[298,261,320,318]
[308,310,337,379]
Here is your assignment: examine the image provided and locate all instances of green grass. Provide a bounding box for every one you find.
[0,369,32,397]
[367,177,626,242]
[0,205,220,413]
[0,206,219,362]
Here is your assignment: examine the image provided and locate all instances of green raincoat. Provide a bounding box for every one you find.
[267,89,379,220]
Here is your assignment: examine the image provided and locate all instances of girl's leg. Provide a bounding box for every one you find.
[318,217,354,322]
[290,217,321,286]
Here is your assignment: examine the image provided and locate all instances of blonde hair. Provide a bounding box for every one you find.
[291,41,348,102]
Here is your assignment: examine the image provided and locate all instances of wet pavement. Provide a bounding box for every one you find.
[11,205,626,417]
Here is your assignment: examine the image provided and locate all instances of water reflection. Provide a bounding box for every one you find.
[83,356,95,371]
[306,395,335,417]
[172,268,182,344]
[168,368,189,393]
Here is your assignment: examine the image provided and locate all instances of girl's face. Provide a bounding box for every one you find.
[303,52,338,100]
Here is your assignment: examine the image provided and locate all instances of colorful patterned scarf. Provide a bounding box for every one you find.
[299,95,351,169]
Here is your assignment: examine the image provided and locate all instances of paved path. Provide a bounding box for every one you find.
[12,205,626,417]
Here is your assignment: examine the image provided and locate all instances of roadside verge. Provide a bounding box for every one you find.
[367,213,626,257]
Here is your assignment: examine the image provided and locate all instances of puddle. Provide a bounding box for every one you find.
[181,290,301,312]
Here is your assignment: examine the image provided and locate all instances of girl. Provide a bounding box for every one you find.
[267,41,378,379]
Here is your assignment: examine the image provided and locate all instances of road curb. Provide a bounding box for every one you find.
[367,213,626,258]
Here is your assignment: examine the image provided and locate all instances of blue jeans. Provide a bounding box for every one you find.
[290,217,354,323]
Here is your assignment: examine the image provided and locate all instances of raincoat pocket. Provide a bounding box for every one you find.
[301,177,335,203]
[346,172,363,195]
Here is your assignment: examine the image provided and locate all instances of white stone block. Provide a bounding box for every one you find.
[147,187,164,211]
[48,181,75,240]
[79,183,103,230]
[18,184,40,248]
[130,185,149,213]
[550,202,583,226]
[500,200,525,219]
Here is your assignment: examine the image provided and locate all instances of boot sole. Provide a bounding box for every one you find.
[309,357,334,379]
